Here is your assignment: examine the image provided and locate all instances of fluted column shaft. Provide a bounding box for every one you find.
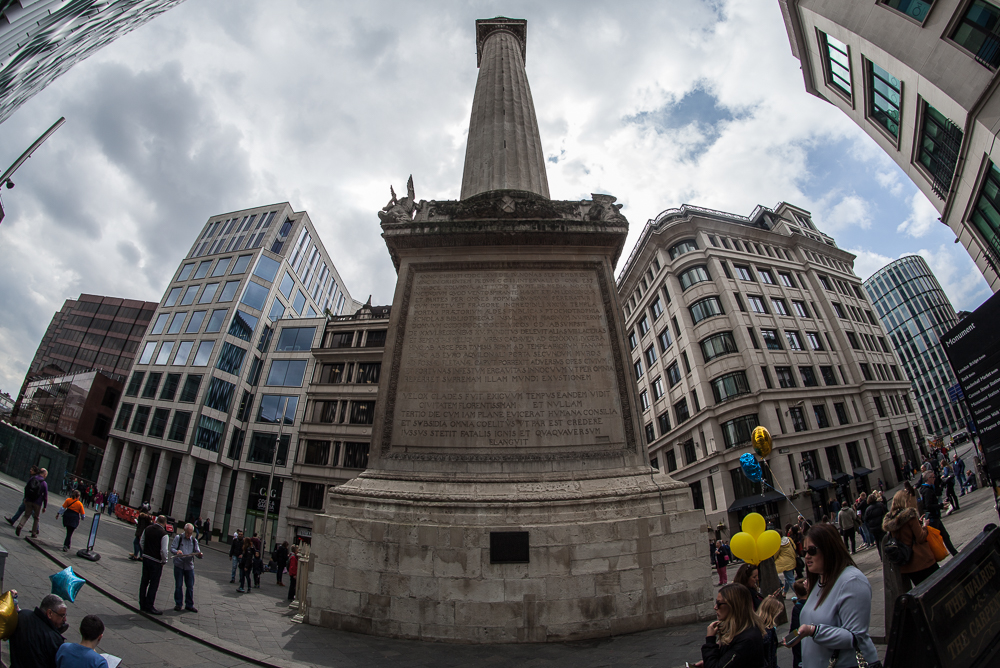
[460,29,550,199]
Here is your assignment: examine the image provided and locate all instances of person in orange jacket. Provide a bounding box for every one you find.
[58,490,85,552]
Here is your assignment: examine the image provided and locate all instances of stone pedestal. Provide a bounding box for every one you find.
[306,190,714,642]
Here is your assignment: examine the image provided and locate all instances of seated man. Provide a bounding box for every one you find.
[9,593,67,668]
[56,615,109,668]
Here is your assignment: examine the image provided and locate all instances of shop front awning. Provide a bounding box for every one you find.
[807,478,835,491]
[853,467,874,478]
[832,473,852,485]
[727,490,785,513]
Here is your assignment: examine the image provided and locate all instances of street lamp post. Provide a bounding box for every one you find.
[0,117,66,225]
[260,396,289,556]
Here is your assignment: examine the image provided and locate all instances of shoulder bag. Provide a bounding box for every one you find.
[925,525,949,562]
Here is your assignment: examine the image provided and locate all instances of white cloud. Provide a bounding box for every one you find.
[816,194,873,232]
[845,248,898,281]
[917,246,993,312]
[896,191,940,238]
[875,171,905,197]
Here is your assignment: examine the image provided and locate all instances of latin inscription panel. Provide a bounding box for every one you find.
[390,267,625,453]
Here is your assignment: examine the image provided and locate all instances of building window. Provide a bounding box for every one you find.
[761,329,782,350]
[881,0,933,23]
[265,360,307,387]
[658,328,673,353]
[276,327,316,351]
[638,315,651,336]
[748,295,767,313]
[819,31,852,97]
[651,376,665,400]
[847,331,860,349]
[874,395,886,417]
[700,331,738,362]
[640,390,651,411]
[179,375,202,403]
[821,366,838,386]
[125,371,145,397]
[735,265,754,281]
[800,366,818,387]
[806,331,823,350]
[304,440,330,465]
[349,401,376,425]
[650,297,664,320]
[657,412,671,436]
[644,346,657,367]
[775,366,796,388]
[674,398,690,424]
[343,442,370,468]
[679,265,710,290]
[747,327,759,349]
[789,406,808,432]
[257,395,298,424]
[298,482,326,510]
[785,330,803,350]
[721,414,758,449]
[761,366,772,389]
[771,298,789,316]
[644,423,655,443]
[953,1,1000,69]
[970,162,1000,264]
[205,377,236,413]
[814,404,830,428]
[666,361,681,387]
[247,432,291,466]
[167,411,191,442]
[683,439,697,466]
[634,360,644,380]
[861,363,874,381]
[779,272,795,288]
[793,301,810,318]
[628,330,638,350]
[689,297,724,323]
[195,415,225,452]
[669,239,698,259]
[758,268,775,284]
[835,402,850,425]
[711,371,751,403]
[868,61,902,138]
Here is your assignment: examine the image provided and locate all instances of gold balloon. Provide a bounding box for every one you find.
[741,512,766,540]
[0,591,17,640]
[730,532,759,565]
[752,426,772,458]
[756,529,782,562]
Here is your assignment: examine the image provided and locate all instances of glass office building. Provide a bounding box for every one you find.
[864,254,970,440]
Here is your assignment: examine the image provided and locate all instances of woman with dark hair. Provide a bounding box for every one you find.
[237,537,255,593]
[273,541,289,587]
[695,583,766,668]
[732,563,764,611]
[131,512,152,560]
[58,490,85,552]
[792,523,881,667]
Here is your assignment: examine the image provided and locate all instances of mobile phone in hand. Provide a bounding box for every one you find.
[782,629,802,647]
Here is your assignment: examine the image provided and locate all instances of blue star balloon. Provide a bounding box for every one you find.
[740,453,763,483]
[49,566,85,603]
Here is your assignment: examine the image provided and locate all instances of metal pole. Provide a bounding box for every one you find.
[260,397,288,556]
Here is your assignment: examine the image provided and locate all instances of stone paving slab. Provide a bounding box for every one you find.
[3,469,996,667]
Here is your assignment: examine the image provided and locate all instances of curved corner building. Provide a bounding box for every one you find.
[863,254,971,440]
[617,203,918,530]
[0,0,186,125]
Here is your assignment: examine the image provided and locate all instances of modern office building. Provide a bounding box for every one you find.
[779,0,1000,290]
[863,254,971,440]
[98,202,360,546]
[1,0,186,124]
[617,201,919,531]
[287,300,389,545]
[9,293,157,478]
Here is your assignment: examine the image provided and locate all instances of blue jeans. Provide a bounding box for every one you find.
[782,569,795,593]
[174,566,195,608]
[133,536,141,558]
[11,501,25,523]
[232,555,240,581]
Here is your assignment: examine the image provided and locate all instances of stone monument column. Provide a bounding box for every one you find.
[305,17,713,643]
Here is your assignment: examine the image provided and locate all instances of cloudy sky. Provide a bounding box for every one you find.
[0,0,993,396]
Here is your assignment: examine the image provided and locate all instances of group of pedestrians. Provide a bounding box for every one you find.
[227,530,299,599]
[697,522,881,668]
[136,515,204,615]
[7,591,113,668]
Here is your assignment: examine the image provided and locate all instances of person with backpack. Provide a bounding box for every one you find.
[57,490,85,552]
[6,465,39,527]
[940,462,960,512]
[883,489,938,588]
[713,540,729,585]
[171,523,203,612]
[16,467,48,539]
[863,492,887,561]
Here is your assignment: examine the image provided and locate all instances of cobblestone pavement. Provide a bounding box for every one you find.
[0,472,995,667]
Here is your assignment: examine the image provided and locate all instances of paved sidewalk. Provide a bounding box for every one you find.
[1,467,995,667]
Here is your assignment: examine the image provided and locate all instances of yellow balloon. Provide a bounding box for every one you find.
[756,529,782,562]
[742,512,766,540]
[752,426,772,458]
[730,532,758,565]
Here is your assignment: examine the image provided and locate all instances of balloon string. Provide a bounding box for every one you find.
[758,459,806,519]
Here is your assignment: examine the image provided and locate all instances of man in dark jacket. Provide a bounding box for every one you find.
[15,467,48,538]
[920,471,959,556]
[139,515,170,615]
[863,493,887,560]
[8,594,67,668]
[229,529,244,583]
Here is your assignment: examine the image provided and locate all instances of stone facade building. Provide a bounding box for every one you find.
[617,202,919,530]
[863,254,971,439]
[98,202,359,545]
[779,0,1000,290]
[287,302,389,544]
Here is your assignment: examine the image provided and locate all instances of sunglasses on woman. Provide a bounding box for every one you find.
[804,546,819,556]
